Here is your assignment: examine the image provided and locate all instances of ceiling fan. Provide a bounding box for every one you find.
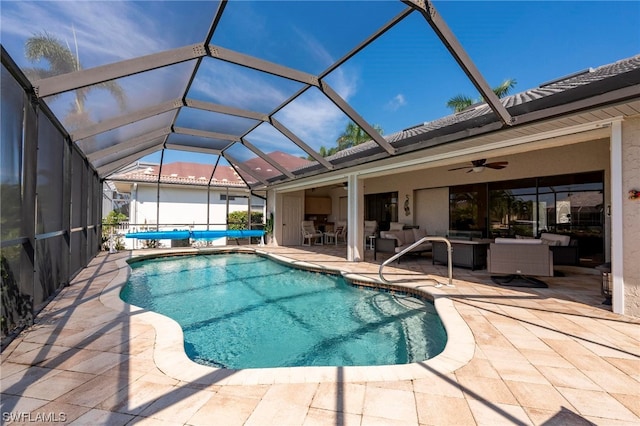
[448,159,509,173]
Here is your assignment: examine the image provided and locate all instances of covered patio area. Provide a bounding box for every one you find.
[2,246,638,425]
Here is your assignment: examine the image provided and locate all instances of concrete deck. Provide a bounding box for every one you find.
[2,245,639,425]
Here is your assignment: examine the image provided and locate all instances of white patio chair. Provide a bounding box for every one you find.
[335,221,347,245]
[363,220,377,249]
[324,221,347,245]
[301,221,323,246]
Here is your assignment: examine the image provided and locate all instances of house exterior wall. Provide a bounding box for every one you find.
[363,138,610,232]
[158,186,210,226]
[119,182,264,249]
[622,117,640,316]
[131,184,256,228]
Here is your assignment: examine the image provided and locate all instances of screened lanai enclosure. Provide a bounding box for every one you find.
[2,0,640,339]
[0,0,510,341]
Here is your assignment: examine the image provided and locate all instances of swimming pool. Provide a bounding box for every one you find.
[121,253,447,369]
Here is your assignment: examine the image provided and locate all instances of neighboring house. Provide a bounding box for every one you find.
[109,161,259,248]
[107,152,311,248]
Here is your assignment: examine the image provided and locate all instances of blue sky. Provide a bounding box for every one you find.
[2,1,639,165]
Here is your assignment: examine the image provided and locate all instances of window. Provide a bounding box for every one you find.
[489,178,537,237]
[449,183,486,234]
[450,171,604,266]
[220,194,248,201]
[365,192,398,231]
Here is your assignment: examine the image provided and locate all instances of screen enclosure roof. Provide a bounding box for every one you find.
[2,0,639,190]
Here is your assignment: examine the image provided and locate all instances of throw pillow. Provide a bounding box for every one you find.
[412,228,428,241]
[540,233,570,246]
[383,231,404,246]
[389,222,404,231]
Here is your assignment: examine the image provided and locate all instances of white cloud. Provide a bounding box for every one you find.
[190,60,299,113]
[270,29,359,149]
[274,88,351,150]
[192,33,359,151]
[385,94,407,111]
[2,1,361,152]
[1,1,206,116]
[1,1,172,66]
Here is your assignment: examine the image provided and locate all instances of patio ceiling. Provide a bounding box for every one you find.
[2,1,640,190]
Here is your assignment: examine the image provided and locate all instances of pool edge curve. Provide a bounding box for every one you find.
[99,248,475,386]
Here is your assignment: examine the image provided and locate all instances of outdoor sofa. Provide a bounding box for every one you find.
[374,223,432,261]
[487,237,554,287]
[515,232,579,265]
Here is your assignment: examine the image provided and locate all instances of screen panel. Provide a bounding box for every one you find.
[36,112,65,234]
[211,1,405,74]
[1,66,25,241]
[190,57,304,114]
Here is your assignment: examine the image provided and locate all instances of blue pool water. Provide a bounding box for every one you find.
[120,253,447,369]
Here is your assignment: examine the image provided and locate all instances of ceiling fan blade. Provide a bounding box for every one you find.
[484,161,509,169]
[448,166,472,171]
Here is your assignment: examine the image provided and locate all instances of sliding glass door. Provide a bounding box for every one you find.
[450,171,604,266]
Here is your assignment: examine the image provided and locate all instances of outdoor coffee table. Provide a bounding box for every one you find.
[432,239,493,270]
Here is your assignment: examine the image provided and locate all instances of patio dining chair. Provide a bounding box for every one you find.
[301,221,323,246]
[363,220,377,249]
[335,221,348,245]
[324,221,347,245]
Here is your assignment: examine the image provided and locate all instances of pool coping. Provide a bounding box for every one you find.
[99,247,475,385]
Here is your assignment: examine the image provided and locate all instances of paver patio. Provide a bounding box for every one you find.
[1,246,638,425]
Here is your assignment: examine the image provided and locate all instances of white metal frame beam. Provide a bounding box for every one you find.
[241,138,296,179]
[71,99,183,142]
[34,44,207,98]
[209,44,319,86]
[173,126,239,142]
[163,144,222,156]
[404,0,513,126]
[185,98,268,122]
[224,152,269,186]
[320,80,396,155]
[82,127,171,160]
[97,145,163,177]
[269,118,334,170]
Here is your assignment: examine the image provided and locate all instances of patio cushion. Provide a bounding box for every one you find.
[412,228,428,241]
[380,231,404,246]
[540,237,562,246]
[376,226,432,259]
[539,233,571,246]
[495,237,543,245]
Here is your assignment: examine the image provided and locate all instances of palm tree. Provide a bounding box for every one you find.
[313,122,384,159]
[446,78,516,113]
[24,32,126,129]
[336,121,383,150]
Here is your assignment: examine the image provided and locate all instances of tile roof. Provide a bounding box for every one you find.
[314,54,640,168]
[111,152,313,187]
